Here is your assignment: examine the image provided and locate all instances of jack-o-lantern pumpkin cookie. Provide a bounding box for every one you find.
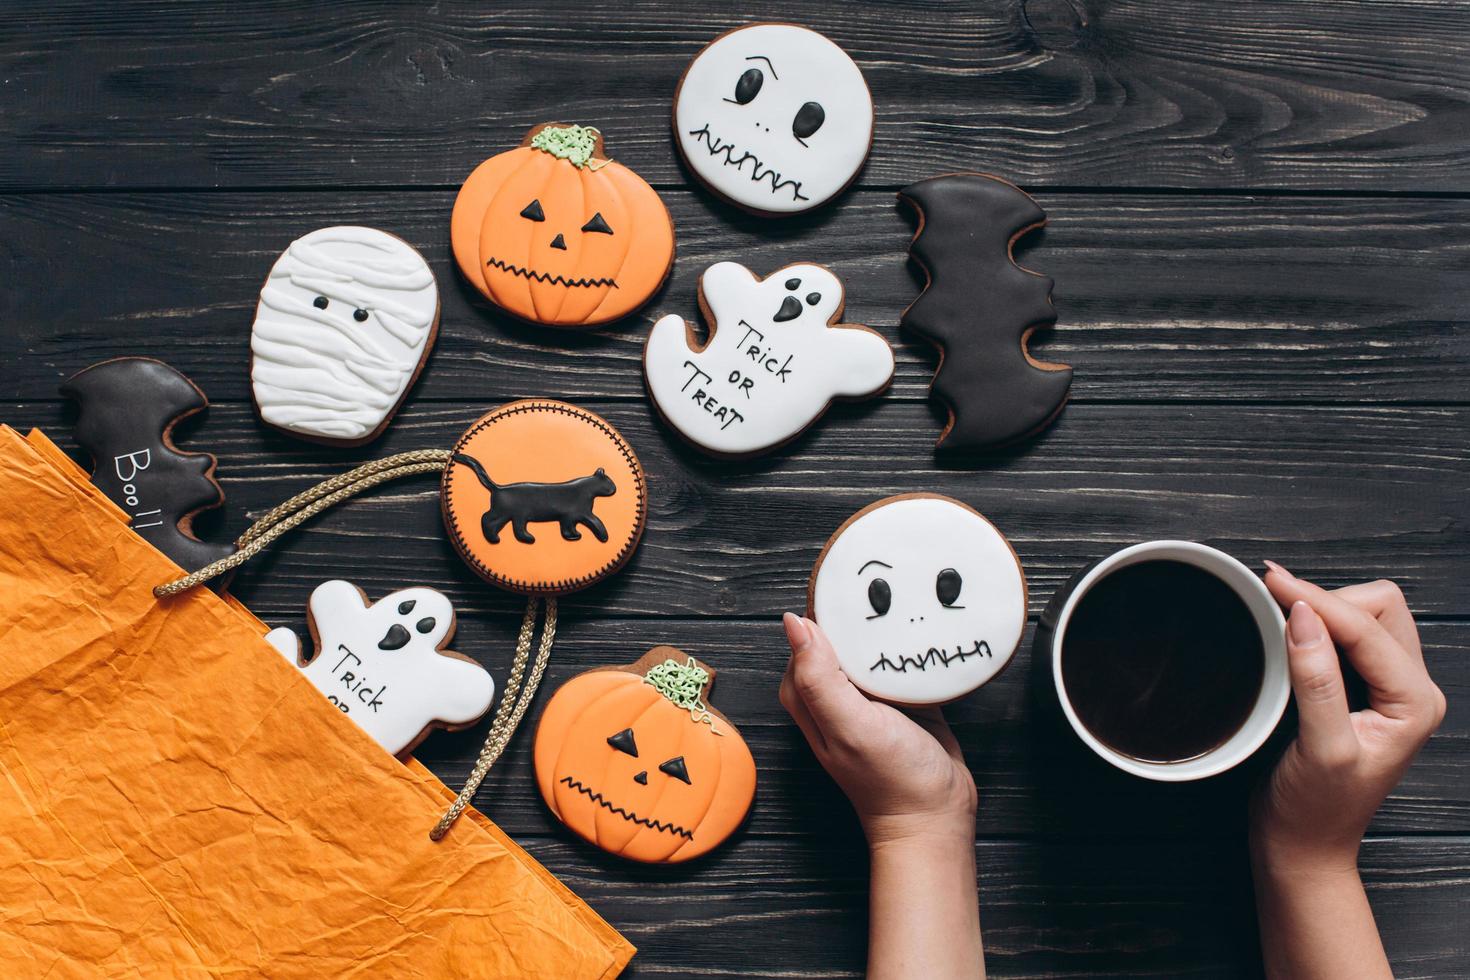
[808,494,1027,706]
[534,648,756,863]
[441,400,647,595]
[451,123,676,328]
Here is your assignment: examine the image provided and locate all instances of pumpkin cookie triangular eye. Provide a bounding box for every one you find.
[607,727,638,756]
[659,756,691,784]
[580,211,613,235]
[520,199,546,221]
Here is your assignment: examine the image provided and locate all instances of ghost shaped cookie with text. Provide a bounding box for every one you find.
[645,261,893,457]
[809,494,1027,706]
[675,24,873,215]
[250,226,440,446]
[265,580,496,758]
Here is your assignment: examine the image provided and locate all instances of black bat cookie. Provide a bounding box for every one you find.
[60,357,234,572]
[899,174,1072,450]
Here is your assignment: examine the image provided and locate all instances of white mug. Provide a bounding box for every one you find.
[1036,541,1290,782]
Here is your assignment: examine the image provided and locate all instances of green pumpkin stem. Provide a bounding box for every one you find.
[530,124,602,169]
[643,657,722,733]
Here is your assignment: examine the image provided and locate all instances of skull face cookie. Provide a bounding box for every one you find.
[808,494,1027,706]
[644,261,894,457]
[674,24,873,215]
[265,580,496,757]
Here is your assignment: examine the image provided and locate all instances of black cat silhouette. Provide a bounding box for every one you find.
[451,453,616,545]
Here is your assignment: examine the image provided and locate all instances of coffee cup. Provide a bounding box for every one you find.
[1035,541,1290,781]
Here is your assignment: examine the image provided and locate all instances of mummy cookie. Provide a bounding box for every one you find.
[534,648,757,863]
[441,400,647,595]
[250,226,439,446]
[645,261,893,457]
[674,24,873,215]
[265,580,496,758]
[452,123,676,327]
[808,494,1027,706]
[900,174,1072,450]
[60,357,234,572]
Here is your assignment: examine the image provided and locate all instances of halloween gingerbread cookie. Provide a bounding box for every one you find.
[645,261,893,457]
[250,226,440,446]
[674,24,873,215]
[808,494,1027,706]
[265,580,495,758]
[60,357,233,573]
[441,400,647,595]
[899,173,1072,450]
[534,648,756,863]
[451,123,676,328]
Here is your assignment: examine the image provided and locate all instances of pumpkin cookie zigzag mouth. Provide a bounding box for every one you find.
[485,258,619,289]
[559,776,693,839]
[686,124,809,202]
[871,639,993,673]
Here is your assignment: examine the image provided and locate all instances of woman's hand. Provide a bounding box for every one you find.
[1253,565,1446,871]
[778,612,976,847]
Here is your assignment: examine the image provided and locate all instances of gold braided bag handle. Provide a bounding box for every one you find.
[151,448,556,839]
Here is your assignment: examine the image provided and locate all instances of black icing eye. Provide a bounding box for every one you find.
[936,568,963,607]
[313,296,329,310]
[867,578,892,617]
[397,600,416,614]
[659,756,692,785]
[784,278,801,290]
[415,617,436,634]
[733,67,763,105]
[793,101,825,141]
[607,728,638,757]
[581,212,613,235]
[353,308,369,322]
[805,292,820,306]
[520,199,546,221]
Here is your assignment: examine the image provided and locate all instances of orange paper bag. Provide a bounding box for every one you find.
[0,425,634,978]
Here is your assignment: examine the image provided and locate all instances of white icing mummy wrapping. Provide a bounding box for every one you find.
[250,226,440,443]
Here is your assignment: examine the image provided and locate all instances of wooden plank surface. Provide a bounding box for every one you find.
[4,1,1470,192]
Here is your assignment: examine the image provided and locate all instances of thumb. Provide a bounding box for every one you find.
[782,612,874,746]
[1284,600,1357,765]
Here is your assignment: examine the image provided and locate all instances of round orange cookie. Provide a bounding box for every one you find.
[451,122,676,328]
[441,400,646,595]
[534,648,757,863]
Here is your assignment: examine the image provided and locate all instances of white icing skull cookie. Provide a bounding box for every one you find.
[250,226,440,446]
[265,580,496,757]
[808,495,1027,706]
[674,24,873,215]
[645,261,893,457]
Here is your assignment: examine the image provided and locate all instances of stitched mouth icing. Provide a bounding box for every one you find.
[870,640,993,673]
[559,775,693,839]
[485,258,618,289]
[686,124,809,202]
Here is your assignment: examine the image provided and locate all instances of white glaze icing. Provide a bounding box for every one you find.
[265,579,495,756]
[645,262,892,455]
[811,496,1026,705]
[674,24,873,214]
[250,226,438,441]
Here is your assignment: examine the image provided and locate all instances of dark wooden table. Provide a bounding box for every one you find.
[4,2,1467,976]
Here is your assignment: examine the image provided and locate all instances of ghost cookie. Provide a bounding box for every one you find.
[441,400,648,595]
[808,494,1027,706]
[899,174,1072,450]
[265,580,496,758]
[60,357,234,573]
[674,24,873,215]
[645,261,893,457]
[534,648,757,863]
[250,226,440,446]
[451,123,676,328]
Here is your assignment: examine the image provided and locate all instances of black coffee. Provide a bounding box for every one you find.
[1060,560,1264,763]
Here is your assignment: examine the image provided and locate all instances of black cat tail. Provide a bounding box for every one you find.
[450,453,500,492]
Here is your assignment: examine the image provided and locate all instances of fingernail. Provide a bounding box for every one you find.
[1265,560,1293,578]
[783,611,811,651]
[1288,601,1325,646]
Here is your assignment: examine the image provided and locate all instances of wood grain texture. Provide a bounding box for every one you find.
[3,191,1468,404]
[3,1,1468,191]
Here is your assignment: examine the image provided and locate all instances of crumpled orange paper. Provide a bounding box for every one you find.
[0,426,634,978]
